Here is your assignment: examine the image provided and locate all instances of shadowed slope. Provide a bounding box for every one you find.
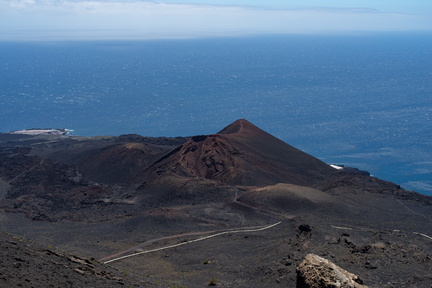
[79,143,163,184]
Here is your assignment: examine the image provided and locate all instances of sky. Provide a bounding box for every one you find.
[0,0,431,40]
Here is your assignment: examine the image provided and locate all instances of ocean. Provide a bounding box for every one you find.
[1,33,431,195]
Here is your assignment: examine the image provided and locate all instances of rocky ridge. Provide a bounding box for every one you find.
[296,254,368,288]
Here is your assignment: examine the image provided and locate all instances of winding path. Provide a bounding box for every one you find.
[0,178,11,224]
[394,197,432,223]
[101,221,282,264]
[100,188,293,264]
[0,178,9,201]
[101,190,432,265]
[7,159,45,185]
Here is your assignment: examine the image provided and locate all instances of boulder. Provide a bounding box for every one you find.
[296,254,368,288]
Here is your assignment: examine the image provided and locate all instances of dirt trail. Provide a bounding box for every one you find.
[0,178,10,226]
[394,197,432,223]
[101,221,282,264]
[99,222,282,263]
[0,178,10,200]
[7,159,45,185]
[100,188,295,264]
[231,193,295,219]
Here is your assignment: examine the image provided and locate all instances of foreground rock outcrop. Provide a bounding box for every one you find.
[296,254,368,288]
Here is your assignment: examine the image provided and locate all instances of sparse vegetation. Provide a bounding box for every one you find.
[207,277,218,286]
[12,235,23,242]
[167,284,187,288]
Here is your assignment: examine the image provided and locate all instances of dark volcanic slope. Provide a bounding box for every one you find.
[79,142,164,184]
[0,231,145,287]
[1,119,432,288]
[142,119,335,187]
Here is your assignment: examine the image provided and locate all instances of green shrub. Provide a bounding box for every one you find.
[208,277,217,286]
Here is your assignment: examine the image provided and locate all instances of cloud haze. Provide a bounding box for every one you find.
[0,0,431,40]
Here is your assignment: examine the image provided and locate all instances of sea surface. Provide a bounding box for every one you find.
[1,33,431,195]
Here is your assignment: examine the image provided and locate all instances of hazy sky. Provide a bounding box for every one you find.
[1,0,431,40]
